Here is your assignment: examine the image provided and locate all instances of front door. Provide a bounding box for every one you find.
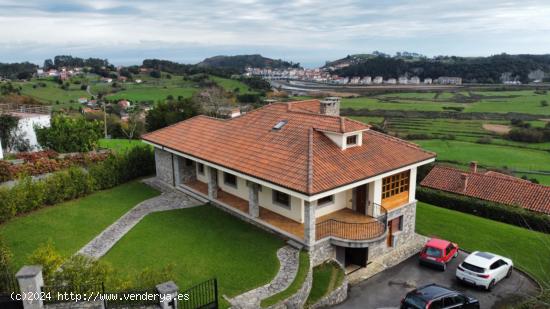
[345,247,368,267]
[355,184,367,214]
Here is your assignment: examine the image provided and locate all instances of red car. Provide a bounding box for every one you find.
[419,238,459,271]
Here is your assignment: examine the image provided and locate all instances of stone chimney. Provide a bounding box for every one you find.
[460,173,469,191]
[320,97,340,116]
[469,161,478,173]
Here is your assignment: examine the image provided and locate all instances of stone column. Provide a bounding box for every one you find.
[248,183,260,218]
[156,281,179,309]
[408,167,417,203]
[304,200,317,248]
[16,266,44,309]
[173,155,182,186]
[207,166,218,199]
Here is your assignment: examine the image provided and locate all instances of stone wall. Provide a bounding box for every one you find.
[309,277,348,309]
[154,148,174,186]
[268,266,313,309]
[310,240,336,267]
[369,201,417,259]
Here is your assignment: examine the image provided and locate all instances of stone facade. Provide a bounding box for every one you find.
[248,183,260,218]
[304,201,317,248]
[207,166,218,199]
[173,156,197,185]
[154,148,174,185]
[310,239,336,267]
[369,201,417,259]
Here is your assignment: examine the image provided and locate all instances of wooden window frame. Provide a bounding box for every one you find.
[197,163,205,175]
[346,135,358,146]
[317,195,334,207]
[382,170,410,199]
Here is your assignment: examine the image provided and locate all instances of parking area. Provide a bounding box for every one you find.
[333,251,539,309]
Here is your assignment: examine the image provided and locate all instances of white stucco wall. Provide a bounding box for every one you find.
[17,114,50,151]
[314,190,351,217]
[409,167,417,203]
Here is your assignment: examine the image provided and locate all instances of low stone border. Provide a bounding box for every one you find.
[228,246,300,308]
[308,262,348,309]
[267,264,313,309]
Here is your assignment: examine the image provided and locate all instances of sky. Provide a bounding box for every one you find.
[1,0,550,68]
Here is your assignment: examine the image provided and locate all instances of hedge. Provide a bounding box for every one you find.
[0,145,155,223]
[417,187,550,234]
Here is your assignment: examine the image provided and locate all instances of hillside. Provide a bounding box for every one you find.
[197,54,300,71]
[331,53,550,84]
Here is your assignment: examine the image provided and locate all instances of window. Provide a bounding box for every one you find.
[317,195,334,207]
[197,163,205,175]
[346,135,358,146]
[382,170,410,199]
[390,216,403,231]
[185,158,193,166]
[223,172,237,188]
[273,190,290,208]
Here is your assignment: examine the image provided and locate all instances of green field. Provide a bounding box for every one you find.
[106,86,196,102]
[102,206,284,308]
[0,181,160,270]
[98,139,150,153]
[417,202,550,287]
[342,90,550,115]
[211,76,255,94]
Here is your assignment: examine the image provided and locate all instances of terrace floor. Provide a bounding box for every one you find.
[184,180,382,241]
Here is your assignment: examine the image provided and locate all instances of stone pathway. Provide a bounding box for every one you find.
[78,189,202,259]
[228,246,300,309]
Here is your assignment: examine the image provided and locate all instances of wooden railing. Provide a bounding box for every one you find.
[316,204,388,241]
[0,103,51,115]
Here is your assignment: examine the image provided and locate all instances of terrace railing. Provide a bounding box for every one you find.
[316,203,388,241]
[0,103,51,115]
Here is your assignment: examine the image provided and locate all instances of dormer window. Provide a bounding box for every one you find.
[346,135,358,146]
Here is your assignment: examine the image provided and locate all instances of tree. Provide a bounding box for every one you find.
[121,110,145,139]
[145,98,201,131]
[35,115,103,152]
[191,86,231,117]
[0,113,30,152]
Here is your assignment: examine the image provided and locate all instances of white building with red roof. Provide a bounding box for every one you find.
[143,99,436,268]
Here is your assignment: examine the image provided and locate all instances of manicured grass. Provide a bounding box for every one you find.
[261,251,310,308]
[102,205,285,308]
[413,140,550,172]
[0,181,160,270]
[99,139,150,153]
[305,261,345,306]
[416,202,550,287]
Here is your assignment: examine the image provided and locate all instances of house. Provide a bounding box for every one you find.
[142,99,436,268]
[118,100,131,110]
[78,97,88,104]
[409,76,420,84]
[398,76,408,84]
[0,103,51,152]
[101,77,113,83]
[117,76,128,82]
[423,78,433,84]
[386,78,397,84]
[373,76,383,84]
[437,76,462,85]
[360,76,372,84]
[420,162,550,215]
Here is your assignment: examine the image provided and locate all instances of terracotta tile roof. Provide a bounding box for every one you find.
[420,165,550,215]
[143,100,435,195]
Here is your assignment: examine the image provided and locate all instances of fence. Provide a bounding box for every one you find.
[179,278,218,309]
[0,271,23,309]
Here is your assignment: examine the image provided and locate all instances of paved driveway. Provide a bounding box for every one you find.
[333,252,539,309]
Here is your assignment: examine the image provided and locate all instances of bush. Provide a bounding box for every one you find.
[0,236,13,271]
[417,187,550,233]
[35,115,103,152]
[507,128,545,143]
[0,146,154,223]
[442,106,465,112]
[476,136,493,144]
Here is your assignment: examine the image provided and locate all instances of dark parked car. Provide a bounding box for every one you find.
[400,283,480,309]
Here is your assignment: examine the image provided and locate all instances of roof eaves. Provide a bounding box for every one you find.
[307,128,314,194]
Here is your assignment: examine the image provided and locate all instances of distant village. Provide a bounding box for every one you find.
[245,67,464,85]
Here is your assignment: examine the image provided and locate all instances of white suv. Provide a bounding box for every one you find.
[456,251,513,290]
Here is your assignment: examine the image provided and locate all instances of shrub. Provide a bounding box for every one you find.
[442,106,464,112]
[28,241,64,284]
[0,146,154,223]
[417,187,550,233]
[405,133,433,140]
[0,236,13,271]
[541,100,549,107]
[476,136,492,144]
[35,115,103,152]
[507,128,545,143]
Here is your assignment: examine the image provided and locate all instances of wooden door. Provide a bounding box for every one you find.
[355,185,367,214]
[387,220,394,246]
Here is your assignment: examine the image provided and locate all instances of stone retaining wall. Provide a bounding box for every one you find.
[310,240,336,267]
[309,277,348,309]
[267,266,313,309]
[154,148,174,185]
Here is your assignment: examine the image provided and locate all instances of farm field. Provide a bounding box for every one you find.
[211,76,255,94]
[342,89,550,115]
[346,88,550,185]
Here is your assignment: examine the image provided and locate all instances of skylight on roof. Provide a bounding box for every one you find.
[272,120,288,131]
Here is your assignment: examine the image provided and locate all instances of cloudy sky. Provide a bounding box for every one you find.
[1,0,550,67]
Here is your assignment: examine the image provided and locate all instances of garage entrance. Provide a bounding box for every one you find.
[344,247,368,268]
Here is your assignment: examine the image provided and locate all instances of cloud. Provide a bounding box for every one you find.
[0,0,549,67]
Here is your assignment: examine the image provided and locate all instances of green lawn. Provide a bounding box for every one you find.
[306,261,345,306]
[211,76,255,94]
[106,86,196,102]
[0,181,160,270]
[102,205,285,308]
[99,139,150,153]
[260,251,310,308]
[416,202,550,287]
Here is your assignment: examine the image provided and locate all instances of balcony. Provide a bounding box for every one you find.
[181,180,388,246]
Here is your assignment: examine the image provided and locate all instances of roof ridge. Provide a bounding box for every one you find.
[307,128,314,194]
